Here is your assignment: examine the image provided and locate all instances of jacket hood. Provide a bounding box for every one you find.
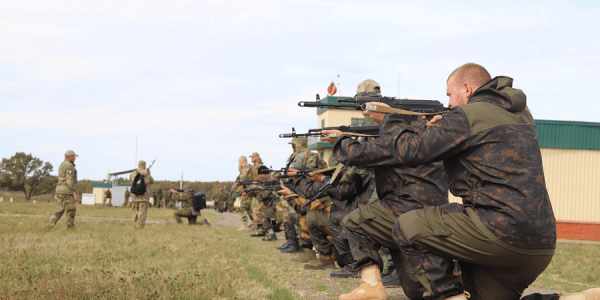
[468,76,526,113]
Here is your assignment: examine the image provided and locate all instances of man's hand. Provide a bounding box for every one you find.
[361,102,388,124]
[277,186,292,196]
[73,193,80,202]
[286,168,298,177]
[423,114,443,127]
[309,173,324,182]
[321,130,342,144]
[241,192,247,197]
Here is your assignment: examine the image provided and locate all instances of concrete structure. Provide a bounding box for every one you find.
[90,182,131,207]
[309,96,600,240]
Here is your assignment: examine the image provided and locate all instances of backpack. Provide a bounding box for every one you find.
[131,172,146,195]
[192,192,207,211]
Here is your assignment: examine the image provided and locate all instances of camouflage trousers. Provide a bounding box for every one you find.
[239,196,253,222]
[46,194,76,230]
[329,209,352,263]
[275,196,291,224]
[343,202,426,300]
[306,209,332,256]
[174,209,196,224]
[132,201,149,229]
[393,205,555,300]
[252,202,268,227]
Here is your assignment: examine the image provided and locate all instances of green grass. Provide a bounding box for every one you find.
[531,241,600,293]
[1,199,599,299]
[0,210,303,300]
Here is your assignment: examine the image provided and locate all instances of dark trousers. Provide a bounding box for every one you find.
[343,203,427,299]
[393,206,556,300]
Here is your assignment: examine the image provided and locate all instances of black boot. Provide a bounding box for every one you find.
[330,265,359,278]
[262,230,277,241]
[280,222,301,252]
[381,268,401,286]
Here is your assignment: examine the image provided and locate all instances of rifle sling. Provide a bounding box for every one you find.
[365,103,444,116]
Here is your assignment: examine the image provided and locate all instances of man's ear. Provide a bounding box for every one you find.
[464,82,474,98]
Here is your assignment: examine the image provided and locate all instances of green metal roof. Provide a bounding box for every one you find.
[535,120,600,150]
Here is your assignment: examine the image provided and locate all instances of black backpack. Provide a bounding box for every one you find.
[192,192,207,211]
[131,173,146,195]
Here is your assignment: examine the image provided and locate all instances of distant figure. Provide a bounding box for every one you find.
[130,160,154,229]
[104,188,112,206]
[123,188,130,207]
[173,184,209,226]
[45,150,79,230]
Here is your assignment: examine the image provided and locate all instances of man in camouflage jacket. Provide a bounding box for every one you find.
[356,63,572,300]
[130,160,154,229]
[235,155,255,231]
[46,150,79,230]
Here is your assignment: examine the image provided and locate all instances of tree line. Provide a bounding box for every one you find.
[1,152,233,200]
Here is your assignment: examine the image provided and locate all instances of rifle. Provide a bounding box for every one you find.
[161,188,184,193]
[108,159,156,176]
[298,94,448,125]
[302,164,348,209]
[279,126,380,139]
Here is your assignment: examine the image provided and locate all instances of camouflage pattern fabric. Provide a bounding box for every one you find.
[130,168,154,229]
[305,209,332,256]
[46,194,76,229]
[385,76,556,299]
[124,189,130,206]
[54,159,77,194]
[356,79,381,96]
[156,189,163,207]
[46,158,78,229]
[174,192,195,223]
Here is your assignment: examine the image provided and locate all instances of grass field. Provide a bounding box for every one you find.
[1,193,599,299]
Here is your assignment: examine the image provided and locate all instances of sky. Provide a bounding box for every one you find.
[2,0,600,182]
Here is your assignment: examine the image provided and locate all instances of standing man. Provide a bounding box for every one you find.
[156,187,163,208]
[104,188,112,206]
[130,160,154,229]
[235,155,255,231]
[123,188,130,207]
[46,150,79,230]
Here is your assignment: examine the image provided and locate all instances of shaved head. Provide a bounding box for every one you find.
[447,63,491,91]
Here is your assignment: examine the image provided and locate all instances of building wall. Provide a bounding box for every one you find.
[540,148,600,222]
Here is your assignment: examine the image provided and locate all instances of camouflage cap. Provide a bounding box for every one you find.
[138,160,146,166]
[290,136,308,146]
[356,79,381,96]
[183,183,193,192]
[64,150,79,157]
[249,152,260,158]
[239,155,247,162]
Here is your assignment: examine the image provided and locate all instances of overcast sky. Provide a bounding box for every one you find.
[2,0,599,182]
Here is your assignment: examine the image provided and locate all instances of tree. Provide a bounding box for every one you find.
[0,152,54,200]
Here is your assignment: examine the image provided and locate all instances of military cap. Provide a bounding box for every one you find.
[64,150,79,157]
[249,152,260,158]
[356,79,381,96]
[238,156,247,162]
[257,165,270,175]
[183,183,193,191]
[327,154,339,167]
[138,160,146,166]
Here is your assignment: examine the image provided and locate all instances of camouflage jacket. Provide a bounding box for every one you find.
[176,192,193,211]
[129,169,154,200]
[387,76,556,250]
[55,159,77,194]
[289,150,327,169]
[333,119,449,218]
[293,167,375,211]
